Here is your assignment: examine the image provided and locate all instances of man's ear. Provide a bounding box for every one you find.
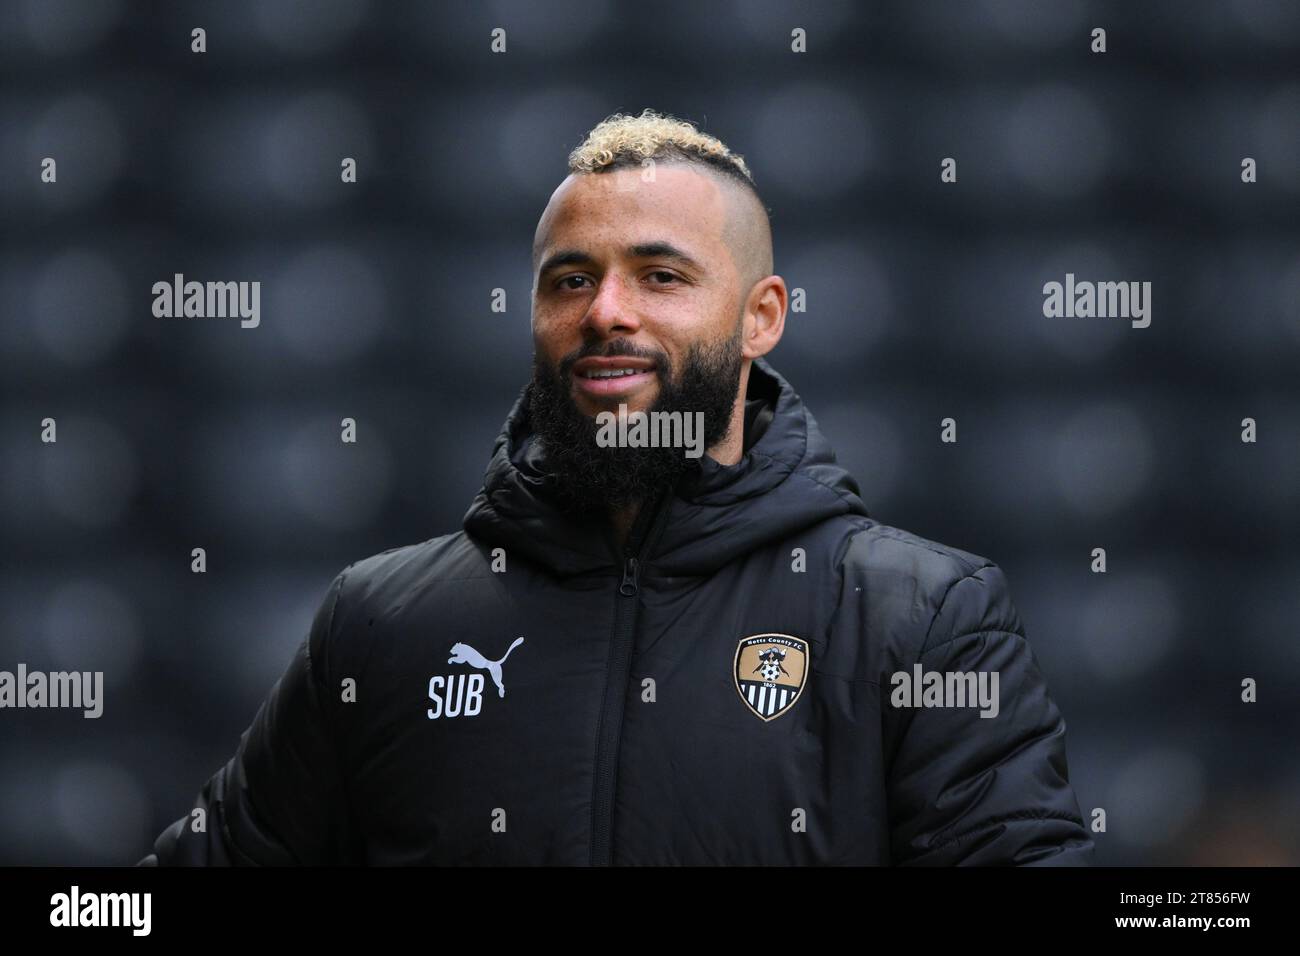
[742,276,787,361]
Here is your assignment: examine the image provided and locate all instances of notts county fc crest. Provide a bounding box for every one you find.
[734,633,809,721]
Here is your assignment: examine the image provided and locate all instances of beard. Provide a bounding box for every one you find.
[528,321,744,515]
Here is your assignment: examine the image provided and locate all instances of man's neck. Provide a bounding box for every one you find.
[707,367,751,468]
[610,501,640,551]
[607,376,753,550]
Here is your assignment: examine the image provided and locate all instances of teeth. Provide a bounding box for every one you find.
[584,368,645,379]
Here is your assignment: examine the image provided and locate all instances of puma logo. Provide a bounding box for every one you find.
[448,637,525,698]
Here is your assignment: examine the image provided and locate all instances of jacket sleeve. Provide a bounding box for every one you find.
[884,563,1093,866]
[137,570,356,866]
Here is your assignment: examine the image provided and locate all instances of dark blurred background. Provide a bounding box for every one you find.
[1,0,1297,865]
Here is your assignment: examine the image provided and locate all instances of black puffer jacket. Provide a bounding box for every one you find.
[143,358,1093,865]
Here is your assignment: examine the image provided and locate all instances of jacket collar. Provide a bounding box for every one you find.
[462,357,870,578]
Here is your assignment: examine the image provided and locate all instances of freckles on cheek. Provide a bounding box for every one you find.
[532,319,571,364]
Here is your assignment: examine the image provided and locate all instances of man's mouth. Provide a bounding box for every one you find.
[571,356,658,397]
[580,368,644,379]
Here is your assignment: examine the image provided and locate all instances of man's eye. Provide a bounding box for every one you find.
[557,275,590,290]
[646,271,679,284]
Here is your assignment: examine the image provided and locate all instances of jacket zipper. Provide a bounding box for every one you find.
[588,491,669,866]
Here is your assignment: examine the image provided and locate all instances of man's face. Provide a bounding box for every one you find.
[525,164,750,512]
[530,164,746,419]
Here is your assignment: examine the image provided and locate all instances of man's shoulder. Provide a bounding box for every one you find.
[306,531,498,669]
[837,518,998,583]
[832,517,1024,648]
[331,530,489,605]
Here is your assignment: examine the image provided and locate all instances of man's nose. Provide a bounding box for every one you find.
[580,273,641,338]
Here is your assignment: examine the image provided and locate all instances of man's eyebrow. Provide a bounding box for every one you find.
[536,242,706,279]
[627,241,705,273]
[536,249,593,278]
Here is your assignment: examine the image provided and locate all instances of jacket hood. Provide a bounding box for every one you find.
[462,357,870,578]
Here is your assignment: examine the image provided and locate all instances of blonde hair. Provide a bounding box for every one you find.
[568,108,758,194]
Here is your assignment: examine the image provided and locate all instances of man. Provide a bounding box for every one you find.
[142,108,1093,866]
